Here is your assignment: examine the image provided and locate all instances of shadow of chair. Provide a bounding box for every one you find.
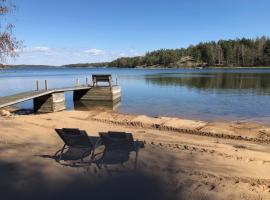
[94,131,144,171]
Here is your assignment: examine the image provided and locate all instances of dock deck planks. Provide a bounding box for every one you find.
[0,86,91,108]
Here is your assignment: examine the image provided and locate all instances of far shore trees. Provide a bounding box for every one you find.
[0,0,21,65]
[109,37,270,68]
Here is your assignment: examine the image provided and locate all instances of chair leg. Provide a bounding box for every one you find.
[96,150,106,169]
[96,158,104,169]
[57,144,66,162]
[91,146,96,160]
[81,148,95,164]
[91,138,102,159]
[134,150,138,170]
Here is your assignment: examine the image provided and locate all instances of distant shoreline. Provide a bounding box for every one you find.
[2,65,270,69]
[2,36,270,70]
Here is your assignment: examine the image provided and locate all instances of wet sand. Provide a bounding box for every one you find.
[1,110,270,200]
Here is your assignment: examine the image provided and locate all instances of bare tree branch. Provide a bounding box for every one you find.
[0,0,21,62]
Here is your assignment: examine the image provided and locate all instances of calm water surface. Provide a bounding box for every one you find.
[0,67,270,122]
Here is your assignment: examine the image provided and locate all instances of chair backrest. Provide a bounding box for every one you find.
[55,128,92,148]
[99,131,135,151]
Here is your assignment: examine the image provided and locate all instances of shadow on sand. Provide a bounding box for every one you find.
[0,166,172,200]
[0,150,198,200]
[0,131,215,200]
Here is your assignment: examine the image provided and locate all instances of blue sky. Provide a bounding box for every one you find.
[6,0,270,65]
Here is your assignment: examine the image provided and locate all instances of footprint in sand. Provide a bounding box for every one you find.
[194,183,202,190]
[209,184,215,191]
[201,148,207,152]
[136,130,146,133]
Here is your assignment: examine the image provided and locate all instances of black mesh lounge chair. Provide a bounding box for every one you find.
[95,131,141,169]
[55,128,98,165]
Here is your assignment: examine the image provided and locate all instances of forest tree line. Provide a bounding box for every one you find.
[109,37,270,68]
[5,37,270,68]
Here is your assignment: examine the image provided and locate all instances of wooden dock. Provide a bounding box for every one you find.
[0,75,121,113]
[0,86,91,109]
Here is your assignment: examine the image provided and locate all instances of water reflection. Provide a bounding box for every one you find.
[145,72,270,94]
[74,100,121,111]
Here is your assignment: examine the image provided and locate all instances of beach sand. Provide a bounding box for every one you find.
[1,110,270,200]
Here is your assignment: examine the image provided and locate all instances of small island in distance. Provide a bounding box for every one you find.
[2,36,270,69]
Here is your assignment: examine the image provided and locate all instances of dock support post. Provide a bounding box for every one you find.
[92,76,96,87]
[45,80,48,90]
[76,78,79,86]
[36,80,39,91]
[109,76,112,87]
[86,77,88,85]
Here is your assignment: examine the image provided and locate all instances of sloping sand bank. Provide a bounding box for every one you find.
[1,110,270,200]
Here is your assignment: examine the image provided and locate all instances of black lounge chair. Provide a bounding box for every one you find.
[95,131,141,169]
[55,128,98,165]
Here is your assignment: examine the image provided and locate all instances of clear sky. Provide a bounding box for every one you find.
[6,0,270,65]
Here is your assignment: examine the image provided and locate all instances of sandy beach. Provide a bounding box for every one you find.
[1,110,270,200]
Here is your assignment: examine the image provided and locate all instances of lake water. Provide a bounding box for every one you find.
[0,67,270,123]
